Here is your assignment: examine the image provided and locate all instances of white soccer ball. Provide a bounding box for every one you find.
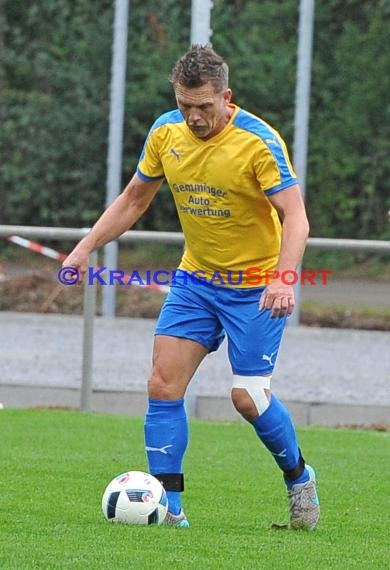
[102,471,168,525]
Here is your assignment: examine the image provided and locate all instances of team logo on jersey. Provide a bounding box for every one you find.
[170,148,182,161]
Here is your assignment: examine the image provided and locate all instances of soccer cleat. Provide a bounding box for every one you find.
[288,465,320,530]
[164,510,190,528]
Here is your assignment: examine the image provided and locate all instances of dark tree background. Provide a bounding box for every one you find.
[1,0,389,239]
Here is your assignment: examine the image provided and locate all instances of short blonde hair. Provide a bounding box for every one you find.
[170,45,229,92]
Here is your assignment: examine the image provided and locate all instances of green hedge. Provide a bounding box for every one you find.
[1,0,389,239]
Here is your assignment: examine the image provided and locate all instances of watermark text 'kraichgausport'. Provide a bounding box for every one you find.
[57,267,332,287]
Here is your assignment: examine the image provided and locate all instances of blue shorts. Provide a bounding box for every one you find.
[155,270,287,376]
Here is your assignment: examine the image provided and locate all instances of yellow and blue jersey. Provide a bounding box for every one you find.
[137,104,297,287]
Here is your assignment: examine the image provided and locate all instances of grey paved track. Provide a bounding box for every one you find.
[300,278,390,309]
[1,311,389,425]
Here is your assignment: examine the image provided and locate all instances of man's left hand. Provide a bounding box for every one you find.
[259,279,295,319]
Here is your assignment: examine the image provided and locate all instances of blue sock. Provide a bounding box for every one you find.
[144,398,188,515]
[251,394,309,486]
[284,467,310,490]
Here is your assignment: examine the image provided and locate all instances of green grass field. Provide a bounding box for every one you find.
[0,410,389,569]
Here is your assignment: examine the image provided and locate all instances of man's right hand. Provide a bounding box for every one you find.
[61,246,91,284]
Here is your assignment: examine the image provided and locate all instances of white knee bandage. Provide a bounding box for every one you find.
[232,374,272,416]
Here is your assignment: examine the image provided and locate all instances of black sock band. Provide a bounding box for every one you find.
[154,473,184,492]
[284,453,305,481]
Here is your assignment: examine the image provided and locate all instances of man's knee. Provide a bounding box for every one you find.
[231,375,272,421]
[147,366,176,400]
[148,335,207,400]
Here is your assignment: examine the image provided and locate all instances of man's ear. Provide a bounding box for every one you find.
[224,88,233,104]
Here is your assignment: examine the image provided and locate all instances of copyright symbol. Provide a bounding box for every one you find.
[58,266,80,285]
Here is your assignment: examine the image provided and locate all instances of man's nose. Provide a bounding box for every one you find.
[188,108,202,123]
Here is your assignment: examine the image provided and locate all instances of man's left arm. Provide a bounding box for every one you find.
[259,183,309,318]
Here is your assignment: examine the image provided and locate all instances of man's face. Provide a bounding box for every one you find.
[175,82,232,140]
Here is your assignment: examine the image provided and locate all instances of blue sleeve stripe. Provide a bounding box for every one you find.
[233,109,295,185]
[264,180,298,196]
[151,109,184,130]
[136,167,164,182]
[138,109,184,164]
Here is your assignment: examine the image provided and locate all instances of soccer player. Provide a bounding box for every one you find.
[64,45,320,530]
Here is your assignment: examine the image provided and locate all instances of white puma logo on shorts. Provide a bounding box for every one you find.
[262,352,275,366]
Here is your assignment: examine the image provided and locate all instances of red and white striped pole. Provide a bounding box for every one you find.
[7,235,67,262]
[6,235,170,293]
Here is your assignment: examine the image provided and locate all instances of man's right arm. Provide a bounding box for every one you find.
[63,173,163,280]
